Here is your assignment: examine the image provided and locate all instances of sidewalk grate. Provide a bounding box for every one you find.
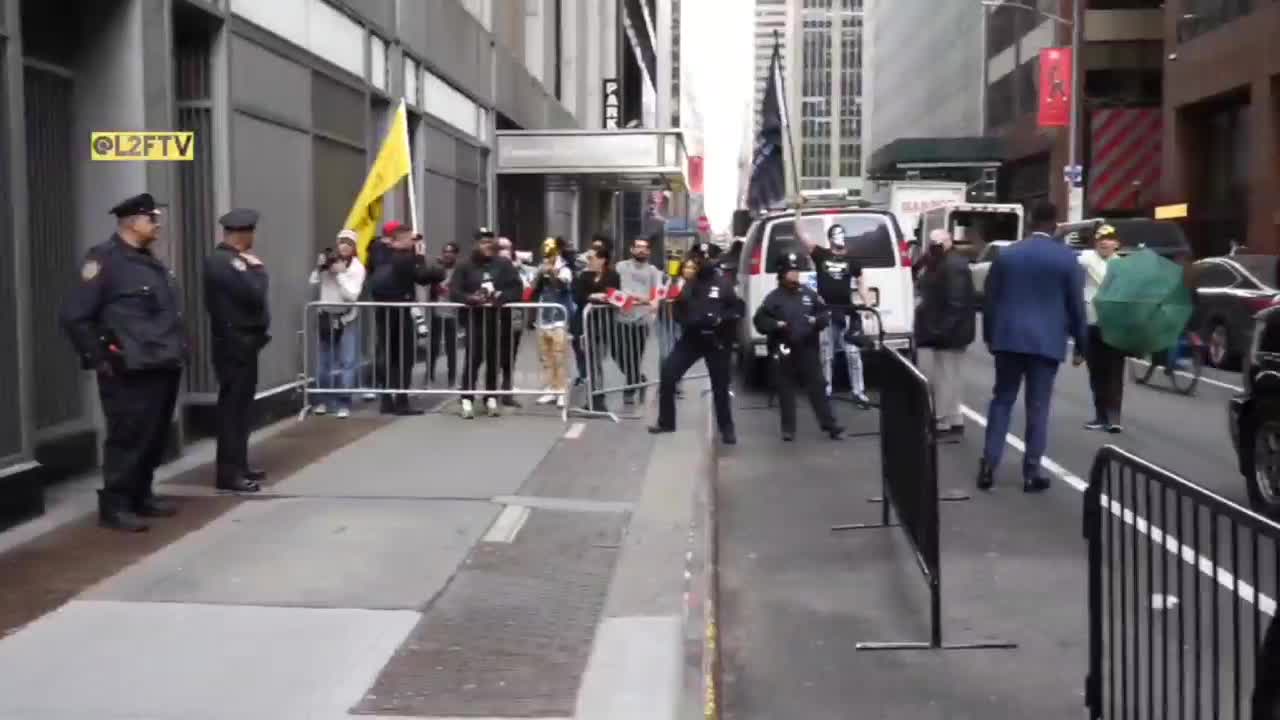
[518,421,654,503]
[354,508,626,717]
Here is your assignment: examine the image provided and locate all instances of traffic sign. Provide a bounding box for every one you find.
[1062,164,1084,188]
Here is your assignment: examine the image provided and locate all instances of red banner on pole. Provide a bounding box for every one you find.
[689,155,704,194]
[1037,47,1072,128]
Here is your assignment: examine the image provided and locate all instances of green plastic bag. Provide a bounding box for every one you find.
[1093,248,1193,356]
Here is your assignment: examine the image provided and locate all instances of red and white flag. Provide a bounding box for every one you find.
[522,285,535,302]
[651,285,667,302]
[605,288,634,311]
[664,279,684,300]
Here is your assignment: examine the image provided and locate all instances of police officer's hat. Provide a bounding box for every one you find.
[109,193,162,218]
[218,208,260,232]
[777,251,803,273]
[1096,223,1118,239]
[475,226,496,240]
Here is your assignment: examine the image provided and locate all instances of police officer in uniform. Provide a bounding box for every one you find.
[59,193,185,532]
[648,253,743,444]
[203,208,270,493]
[754,252,845,441]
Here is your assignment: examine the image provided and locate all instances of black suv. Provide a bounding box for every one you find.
[1229,304,1280,518]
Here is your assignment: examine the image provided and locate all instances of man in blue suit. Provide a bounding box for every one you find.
[978,201,1087,492]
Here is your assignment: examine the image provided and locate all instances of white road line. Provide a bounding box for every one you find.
[1127,357,1243,392]
[481,505,531,543]
[960,404,1276,617]
[564,422,586,439]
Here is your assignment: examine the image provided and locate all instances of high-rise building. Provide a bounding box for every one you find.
[868,0,984,155]
[785,0,869,193]
[752,0,788,134]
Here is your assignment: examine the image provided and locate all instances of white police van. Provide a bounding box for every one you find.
[733,192,916,384]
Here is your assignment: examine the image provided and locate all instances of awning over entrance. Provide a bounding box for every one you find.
[495,129,689,192]
[868,137,1006,179]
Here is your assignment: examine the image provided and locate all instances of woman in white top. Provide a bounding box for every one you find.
[309,230,366,417]
[1079,224,1125,433]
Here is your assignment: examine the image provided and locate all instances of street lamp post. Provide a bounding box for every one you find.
[980,0,1084,220]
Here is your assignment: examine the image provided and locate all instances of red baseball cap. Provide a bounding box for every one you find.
[382,220,408,236]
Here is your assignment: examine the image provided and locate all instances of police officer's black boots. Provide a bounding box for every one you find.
[216,469,261,493]
[98,490,148,533]
[134,494,178,518]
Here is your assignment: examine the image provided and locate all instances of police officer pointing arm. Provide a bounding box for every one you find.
[203,208,270,493]
[648,249,743,445]
[59,193,185,532]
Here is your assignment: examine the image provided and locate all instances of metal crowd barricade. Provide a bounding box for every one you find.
[579,298,707,421]
[1084,446,1280,719]
[830,342,1015,652]
[300,301,572,420]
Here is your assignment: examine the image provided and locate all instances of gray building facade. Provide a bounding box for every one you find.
[867,0,984,159]
[0,0,598,481]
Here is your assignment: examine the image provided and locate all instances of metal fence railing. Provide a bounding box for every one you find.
[300,301,572,419]
[830,342,1016,652]
[579,299,707,421]
[1084,446,1280,719]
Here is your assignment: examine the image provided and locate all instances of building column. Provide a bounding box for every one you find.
[1245,77,1280,253]
[3,0,35,462]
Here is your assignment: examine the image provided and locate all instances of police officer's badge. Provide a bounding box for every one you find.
[230,257,247,272]
[81,259,100,281]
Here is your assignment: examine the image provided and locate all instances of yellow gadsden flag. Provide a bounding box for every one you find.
[344,100,412,264]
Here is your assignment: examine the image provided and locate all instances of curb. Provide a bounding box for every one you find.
[682,394,721,720]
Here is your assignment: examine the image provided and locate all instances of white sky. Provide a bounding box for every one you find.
[682,0,754,233]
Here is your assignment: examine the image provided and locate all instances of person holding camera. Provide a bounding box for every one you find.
[367,221,445,415]
[806,224,872,407]
[309,230,365,418]
[427,242,461,388]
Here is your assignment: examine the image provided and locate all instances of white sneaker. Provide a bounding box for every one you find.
[536,394,556,405]
[486,397,500,417]
[461,399,475,419]
[314,404,328,416]
[556,395,567,409]
[336,407,350,419]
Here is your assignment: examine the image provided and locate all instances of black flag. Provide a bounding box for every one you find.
[748,36,787,213]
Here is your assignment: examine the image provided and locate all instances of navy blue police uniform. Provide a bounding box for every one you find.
[59,192,185,531]
[753,252,844,440]
[203,208,270,492]
[649,258,743,444]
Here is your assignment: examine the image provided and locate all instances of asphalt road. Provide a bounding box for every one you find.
[718,351,1276,719]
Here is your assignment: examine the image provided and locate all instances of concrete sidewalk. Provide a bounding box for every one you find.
[0,389,716,720]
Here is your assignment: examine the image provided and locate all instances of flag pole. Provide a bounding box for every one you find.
[401,99,420,234]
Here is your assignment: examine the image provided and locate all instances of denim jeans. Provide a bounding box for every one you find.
[822,311,865,396]
[316,321,360,409]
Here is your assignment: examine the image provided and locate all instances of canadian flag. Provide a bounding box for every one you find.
[605,288,635,311]
[522,285,535,302]
[660,279,684,301]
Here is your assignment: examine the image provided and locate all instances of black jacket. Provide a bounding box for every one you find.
[203,242,271,360]
[570,269,620,336]
[753,284,830,352]
[672,267,744,344]
[448,254,525,329]
[915,250,977,350]
[367,242,445,301]
[59,234,187,372]
[811,245,862,307]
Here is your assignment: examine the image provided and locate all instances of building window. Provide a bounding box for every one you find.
[403,56,420,107]
[1179,0,1255,42]
[423,69,482,139]
[987,72,1014,129]
[987,5,1018,58]
[1016,56,1039,117]
[369,34,388,91]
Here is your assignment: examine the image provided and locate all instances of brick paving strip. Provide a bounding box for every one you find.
[0,416,393,637]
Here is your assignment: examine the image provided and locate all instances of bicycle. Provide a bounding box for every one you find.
[1129,329,1204,395]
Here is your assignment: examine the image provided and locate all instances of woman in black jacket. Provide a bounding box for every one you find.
[914,229,977,442]
[571,249,620,412]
